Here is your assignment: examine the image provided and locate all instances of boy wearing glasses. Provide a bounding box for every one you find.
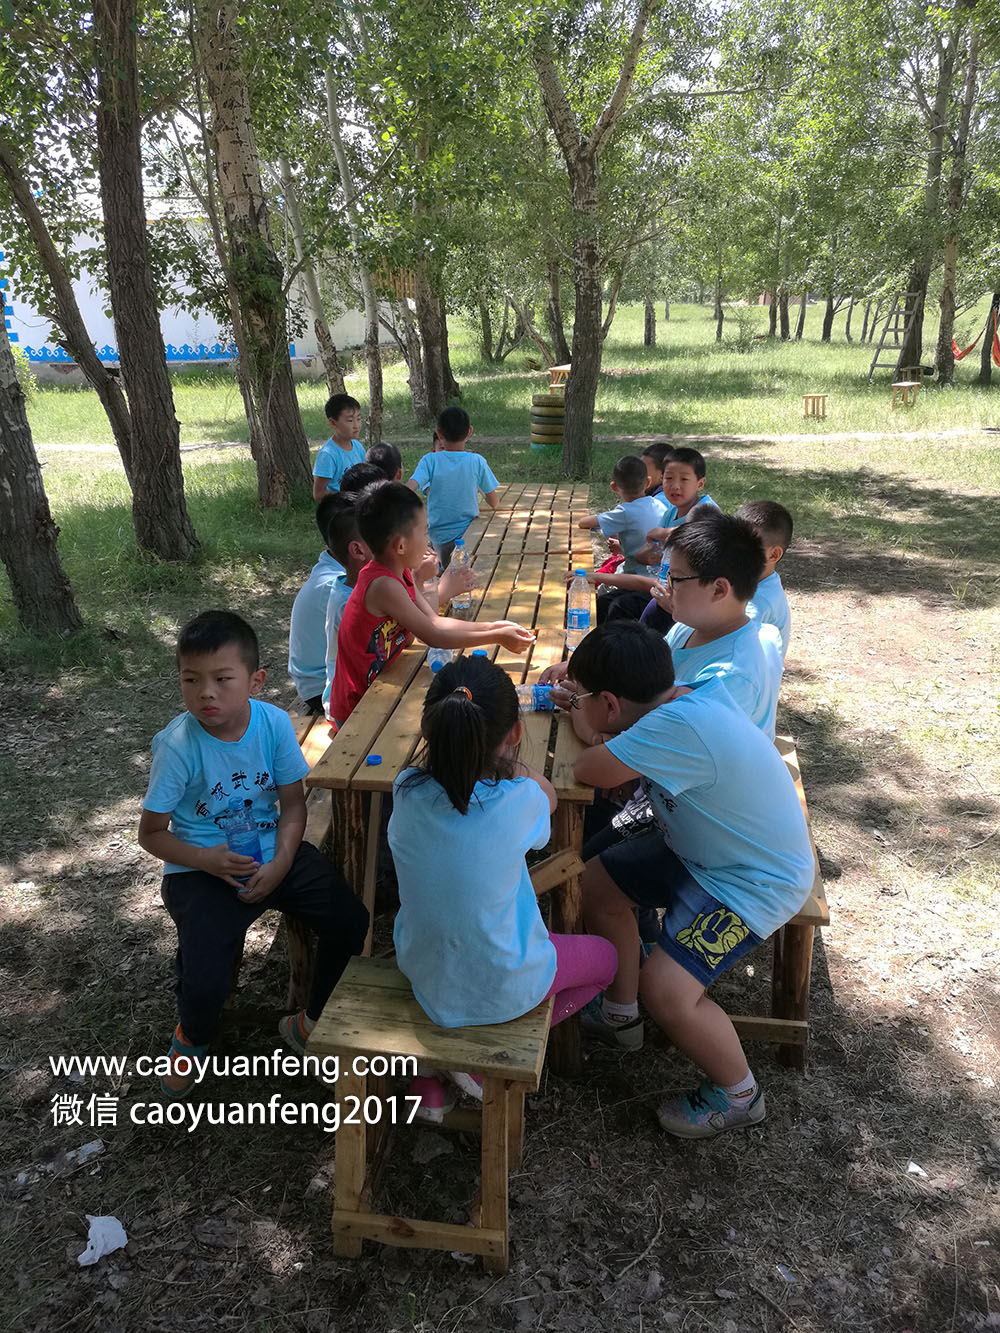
[567,622,814,1138]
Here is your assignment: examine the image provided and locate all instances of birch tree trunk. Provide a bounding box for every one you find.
[325,71,383,444]
[980,288,999,387]
[714,266,724,341]
[795,286,807,340]
[92,0,200,560]
[0,320,83,634]
[545,256,572,363]
[643,297,656,346]
[278,157,346,396]
[533,0,656,477]
[198,0,311,507]
[897,32,957,373]
[934,28,980,385]
[845,293,855,342]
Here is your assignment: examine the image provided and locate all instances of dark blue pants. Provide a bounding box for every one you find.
[161,841,368,1044]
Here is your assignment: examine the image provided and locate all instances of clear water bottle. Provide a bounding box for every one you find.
[566,568,591,650]
[449,539,471,615]
[224,797,262,884]
[652,540,670,587]
[516,683,556,712]
[426,646,453,673]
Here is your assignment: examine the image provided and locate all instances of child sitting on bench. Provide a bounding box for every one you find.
[388,653,618,1122]
[578,455,665,623]
[566,622,813,1138]
[736,499,793,659]
[138,610,368,1096]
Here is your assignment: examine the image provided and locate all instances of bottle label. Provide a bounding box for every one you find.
[531,685,555,710]
[567,609,590,632]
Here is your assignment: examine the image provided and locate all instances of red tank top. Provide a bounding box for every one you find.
[329,560,416,722]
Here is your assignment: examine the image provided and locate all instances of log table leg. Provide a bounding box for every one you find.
[480,1078,510,1274]
[284,914,312,1010]
[547,803,584,1078]
[772,920,815,1070]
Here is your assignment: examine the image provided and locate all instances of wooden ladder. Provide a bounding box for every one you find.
[868,293,922,382]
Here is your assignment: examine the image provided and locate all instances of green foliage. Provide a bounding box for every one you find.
[11,343,38,402]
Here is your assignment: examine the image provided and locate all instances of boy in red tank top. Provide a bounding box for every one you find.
[329,483,535,725]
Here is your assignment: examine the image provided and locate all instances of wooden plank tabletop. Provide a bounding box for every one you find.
[306,485,596,803]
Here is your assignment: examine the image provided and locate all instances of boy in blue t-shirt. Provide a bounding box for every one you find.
[653,510,783,739]
[736,500,793,660]
[288,494,348,712]
[579,455,664,624]
[321,497,372,722]
[312,393,368,498]
[565,622,813,1138]
[407,406,500,571]
[139,611,368,1095]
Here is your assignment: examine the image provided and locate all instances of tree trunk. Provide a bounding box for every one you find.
[821,290,835,342]
[795,286,807,341]
[868,301,882,343]
[663,300,670,320]
[545,257,572,363]
[477,297,494,361]
[980,289,1000,387]
[778,288,790,341]
[767,289,778,337]
[439,290,461,399]
[935,27,980,385]
[508,293,555,366]
[198,0,311,507]
[897,31,957,373]
[643,297,656,347]
[845,293,855,342]
[0,321,83,634]
[93,0,200,560]
[325,72,383,444]
[714,267,724,342]
[860,300,871,342]
[414,263,446,421]
[393,298,429,421]
[278,157,346,396]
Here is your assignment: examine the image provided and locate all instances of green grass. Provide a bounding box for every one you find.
[26,299,1000,447]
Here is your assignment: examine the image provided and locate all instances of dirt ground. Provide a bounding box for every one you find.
[2,437,999,1332]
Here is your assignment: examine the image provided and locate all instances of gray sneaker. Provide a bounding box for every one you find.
[580,998,644,1050]
[656,1079,766,1138]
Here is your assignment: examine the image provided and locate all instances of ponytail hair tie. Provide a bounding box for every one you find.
[452,685,473,700]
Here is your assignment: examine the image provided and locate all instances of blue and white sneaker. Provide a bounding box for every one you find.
[580,998,644,1051]
[656,1079,766,1138]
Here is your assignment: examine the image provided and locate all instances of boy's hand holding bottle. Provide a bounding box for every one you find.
[196,842,261,891]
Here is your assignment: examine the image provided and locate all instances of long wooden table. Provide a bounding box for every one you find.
[305,482,596,1075]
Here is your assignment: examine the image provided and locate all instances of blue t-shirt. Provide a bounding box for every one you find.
[606,680,814,939]
[666,618,783,739]
[597,494,665,573]
[653,494,718,573]
[288,550,345,702]
[142,701,310,875]
[313,437,367,492]
[322,574,352,719]
[409,450,500,545]
[747,571,791,660]
[388,770,556,1027]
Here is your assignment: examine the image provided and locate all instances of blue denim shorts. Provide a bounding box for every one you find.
[590,825,763,987]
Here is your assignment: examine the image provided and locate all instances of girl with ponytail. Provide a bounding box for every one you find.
[388,654,618,1122]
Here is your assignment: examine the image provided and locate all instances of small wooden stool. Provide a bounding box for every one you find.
[548,362,570,393]
[308,957,552,1272]
[802,393,828,419]
[898,365,926,385]
[891,380,920,407]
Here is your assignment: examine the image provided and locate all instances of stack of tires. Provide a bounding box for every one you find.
[530,392,564,455]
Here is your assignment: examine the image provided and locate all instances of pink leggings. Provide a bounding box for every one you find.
[543,932,618,1027]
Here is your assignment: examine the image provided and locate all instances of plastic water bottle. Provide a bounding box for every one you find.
[652,540,670,587]
[224,797,262,884]
[516,683,556,712]
[566,568,591,650]
[449,539,471,615]
[426,646,453,673]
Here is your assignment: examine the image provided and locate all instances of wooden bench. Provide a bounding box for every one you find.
[548,362,570,392]
[309,956,552,1273]
[727,736,829,1068]
[802,392,828,419]
[891,380,920,407]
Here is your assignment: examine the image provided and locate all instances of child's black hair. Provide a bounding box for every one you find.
[340,462,385,497]
[356,481,423,557]
[734,500,793,554]
[323,494,362,568]
[568,622,674,701]
[612,454,648,498]
[177,610,259,673]
[405,655,519,814]
[640,441,670,470]
[315,492,343,544]
[325,392,361,423]
[666,511,765,602]
[663,446,707,480]
[366,441,402,481]
[436,405,471,443]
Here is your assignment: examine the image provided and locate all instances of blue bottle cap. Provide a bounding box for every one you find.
[574,567,586,576]
[365,754,382,766]
[471,649,488,658]
[430,660,444,672]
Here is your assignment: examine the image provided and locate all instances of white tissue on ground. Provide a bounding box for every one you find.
[77,1214,128,1267]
